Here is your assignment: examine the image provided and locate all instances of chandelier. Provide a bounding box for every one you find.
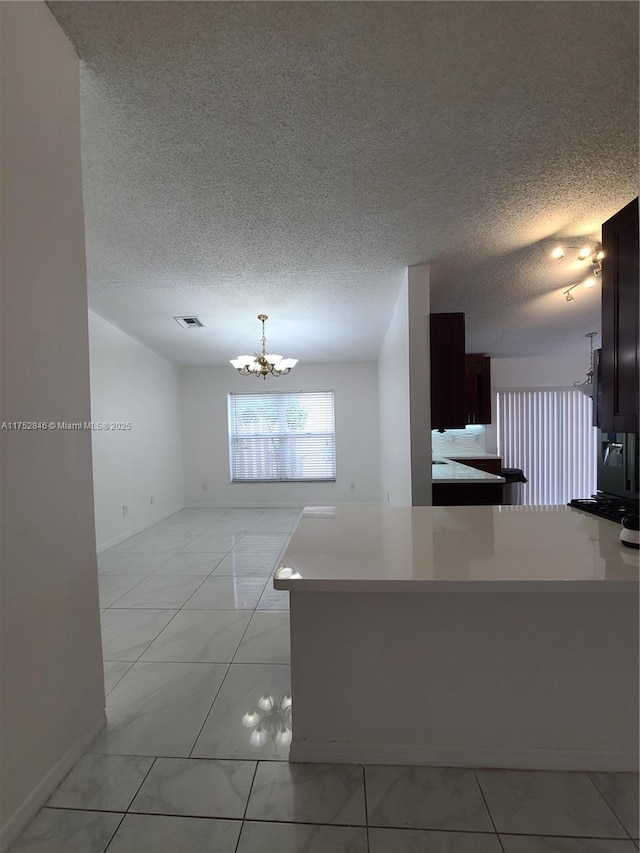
[242,692,292,754]
[230,314,298,378]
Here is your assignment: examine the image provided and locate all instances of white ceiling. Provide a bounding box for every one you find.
[48,1,638,365]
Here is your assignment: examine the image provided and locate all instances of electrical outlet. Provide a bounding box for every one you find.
[150,495,155,504]
[387,492,390,503]
[350,482,356,491]
[122,505,128,516]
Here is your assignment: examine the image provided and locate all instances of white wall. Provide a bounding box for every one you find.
[491,354,591,390]
[378,274,412,506]
[486,354,591,453]
[377,266,432,506]
[407,264,432,505]
[0,4,105,844]
[181,363,380,507]
[89,312,185,549]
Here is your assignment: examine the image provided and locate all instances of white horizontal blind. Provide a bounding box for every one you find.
[497,389,598,505]
[229,391,336,482]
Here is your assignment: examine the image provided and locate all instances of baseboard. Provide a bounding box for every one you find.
[0,713,106,851]
[184,502,306,509]
[96,504,185,553]
[184,501,380,509]
[289,740,639,772]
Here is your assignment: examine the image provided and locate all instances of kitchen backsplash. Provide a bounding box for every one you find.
[431,425,487,456]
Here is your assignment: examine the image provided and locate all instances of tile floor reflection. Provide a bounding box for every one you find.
[9,507,640,852]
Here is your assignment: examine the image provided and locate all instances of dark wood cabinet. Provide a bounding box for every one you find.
[430,312,466,432]
[465,354,492,424]
[600,197,639,434]
[432,482,504,506]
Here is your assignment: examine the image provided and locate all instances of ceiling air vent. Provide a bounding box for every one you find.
[174,316,204,329]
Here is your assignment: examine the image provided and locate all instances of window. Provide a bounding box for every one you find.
[228,391,336,482]
[497,389,597,505]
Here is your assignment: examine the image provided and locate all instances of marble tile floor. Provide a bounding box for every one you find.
[9,507,640,853]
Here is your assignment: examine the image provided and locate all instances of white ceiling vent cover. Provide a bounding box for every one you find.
[174,316,204,329]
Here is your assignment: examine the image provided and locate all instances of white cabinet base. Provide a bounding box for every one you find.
[288,590,639,772]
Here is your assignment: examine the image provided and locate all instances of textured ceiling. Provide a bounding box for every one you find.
[47,1,639,365]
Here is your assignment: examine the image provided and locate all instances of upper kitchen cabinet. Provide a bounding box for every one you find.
[600,197,639,434]
[430,312,466,431]
[465,354,492,424]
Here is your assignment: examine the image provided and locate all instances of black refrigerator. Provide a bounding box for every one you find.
[597,431,639,501]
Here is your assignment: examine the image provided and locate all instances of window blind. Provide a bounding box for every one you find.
[228,391,336,482]
[497,389,598,505]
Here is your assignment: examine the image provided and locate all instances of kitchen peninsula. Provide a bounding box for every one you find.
[275,505,639,772]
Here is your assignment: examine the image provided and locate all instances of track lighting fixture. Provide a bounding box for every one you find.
[563,277,598,302]
[550,241,604,267]
[552,240,604,302]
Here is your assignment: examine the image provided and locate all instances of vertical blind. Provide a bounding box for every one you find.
[497,389,598,506]
[228,391,336,482]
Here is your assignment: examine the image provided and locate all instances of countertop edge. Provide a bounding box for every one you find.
[273,578,639,593]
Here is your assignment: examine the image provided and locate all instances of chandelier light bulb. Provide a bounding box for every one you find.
[551,246,565,260]
[275,726,292,748]
[583,276,596,288]
[250,727,268,747]
[565,292,574,302]
[242,709,262,728]
[257,694,275,712]
[279,692,292,710]
[577,245,592,260]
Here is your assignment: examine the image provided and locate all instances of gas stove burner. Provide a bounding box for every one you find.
[569,494,640,524]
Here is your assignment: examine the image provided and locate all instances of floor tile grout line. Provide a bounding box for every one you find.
[187,661,232,760]
[586,771,637,842]
[230,607,290,667]
[103,661,135,697]
[123,756,158,814]
[104,573,214,612]
[105,607,185,668]
[473,769,506,852]
[134,613,257,666]
[362,764,371,853]
[364,818,502,835]
[99,810,127,853]
[496,829,640,840]
[99,571,158,609]
[229,599,261,666]
[233,759,261,852]
[41,802,637,842]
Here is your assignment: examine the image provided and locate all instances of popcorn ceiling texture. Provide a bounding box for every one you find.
[47,1,638,365]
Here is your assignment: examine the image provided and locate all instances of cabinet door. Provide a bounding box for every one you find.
[601,197,639,433]
[430,313,466,431]
[465,354,492,424]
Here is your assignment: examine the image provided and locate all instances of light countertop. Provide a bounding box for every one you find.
[274,504,639,593]
[443,452,501,460]
[432,457,505,483]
